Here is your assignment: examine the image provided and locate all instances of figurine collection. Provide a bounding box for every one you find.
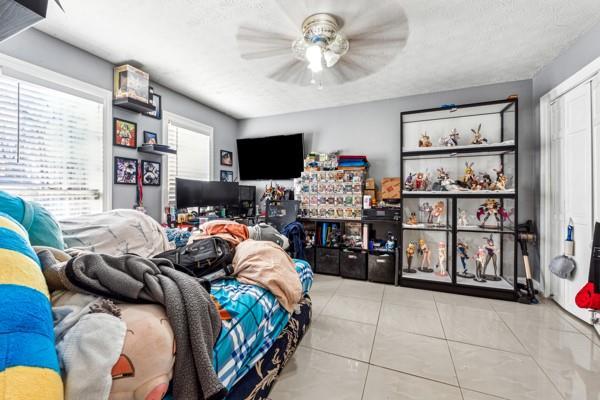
[416,125,489,149]
[404,163,511,192]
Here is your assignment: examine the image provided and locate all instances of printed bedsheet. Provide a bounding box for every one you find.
[211,259,313,389]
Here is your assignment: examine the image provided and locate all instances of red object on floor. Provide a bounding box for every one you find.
[575,282,600,309]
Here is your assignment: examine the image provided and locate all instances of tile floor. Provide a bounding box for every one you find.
[269,274,600,400]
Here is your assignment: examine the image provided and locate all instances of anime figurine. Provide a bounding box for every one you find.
[418,239,433,273]
[419,132,432,147]
[483,235,501,281]
[471,124,488,145]
[435,242,448,276]
[404,173,416,191]
[476,199,510,228]
[430,201,445,225]
[432,168,448,191]
[407,212,418,225]
[457,209,469,227]
[479,172,493,190]
[456,240,475,278]
[419,202,433,224]
[439,129,460,146]
[385,232,397,251]
[462,162,479,190]
[474,246,487,282]
[404,242,417,273]
[490,165,508,191]
[414,171,429,191]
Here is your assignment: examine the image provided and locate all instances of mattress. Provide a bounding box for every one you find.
[211,259,313,390]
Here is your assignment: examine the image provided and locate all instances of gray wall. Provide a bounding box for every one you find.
[0,29,238,221]
[239,80,535,225]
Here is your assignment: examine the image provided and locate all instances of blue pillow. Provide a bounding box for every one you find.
[0,191,64,250]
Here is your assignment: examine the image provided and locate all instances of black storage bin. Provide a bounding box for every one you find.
[340,249,367,280]
[303,246,315,270]
[315,248,340,275]
[368,253,395,284]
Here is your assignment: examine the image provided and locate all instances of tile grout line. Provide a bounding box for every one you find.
[433,294,464,400]
[360,285,385,400]
[493,303,567,400]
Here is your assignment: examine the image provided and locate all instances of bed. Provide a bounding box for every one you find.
[59,210,313,400]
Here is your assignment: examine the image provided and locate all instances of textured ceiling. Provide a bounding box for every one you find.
[36,0,600,119]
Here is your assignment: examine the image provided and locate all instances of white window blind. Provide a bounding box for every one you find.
[166,122,211,205]
[0,75,104,220]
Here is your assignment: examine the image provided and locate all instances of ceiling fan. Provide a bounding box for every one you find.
[237,0,409,89]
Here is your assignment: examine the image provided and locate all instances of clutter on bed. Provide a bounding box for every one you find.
[60,209,172,258]
[0,212,63,399]
[38,249,227,400]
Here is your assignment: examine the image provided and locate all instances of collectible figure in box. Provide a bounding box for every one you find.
[456,240,475,278]
[404,242,417,273]
[435,242,448,276]
[335,208,345,219]
[418,239,433,273]
[470,124,488,145]
[439,128,460,146]
[474,246,487,282]
[477,199,510,228]
[352,196,362,207]
[113,64,150,103]
[418,132,433,147]
[483,235,501,281]
[335,195,344,206]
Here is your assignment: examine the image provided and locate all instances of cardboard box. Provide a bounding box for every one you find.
[365,178,376,190]
[381,177,401,200]
[364,189,376,199]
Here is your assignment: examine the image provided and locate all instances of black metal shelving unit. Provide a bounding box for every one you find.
[400,99,519,301]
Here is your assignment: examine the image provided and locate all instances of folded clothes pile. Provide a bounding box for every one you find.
[337,155,369,171]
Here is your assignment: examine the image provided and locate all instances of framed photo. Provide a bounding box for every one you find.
[114,157,138,185]
[145,93,162,119]
[220,150,233,166]
[143,131,158,145]
[220,170,233,182]
[141,160,161,186]
[113,118,137,148]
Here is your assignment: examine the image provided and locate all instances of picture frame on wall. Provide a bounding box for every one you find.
[145,93,162,119]
[220,170,233,182]
[141,160,161,186]
[143,131,158,145]
[114,157,138,185]
[113,118,137,148]
[220,150,233,166]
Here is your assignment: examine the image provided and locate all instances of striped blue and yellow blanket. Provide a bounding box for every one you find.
[0,212,62,399]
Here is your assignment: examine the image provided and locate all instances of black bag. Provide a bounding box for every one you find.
[155,237,233,279]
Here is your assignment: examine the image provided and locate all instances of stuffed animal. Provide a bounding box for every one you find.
[109,304,176,400]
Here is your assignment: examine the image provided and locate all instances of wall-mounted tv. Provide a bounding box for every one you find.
[237,133,304,180]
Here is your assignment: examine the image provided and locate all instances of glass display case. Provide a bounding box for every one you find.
[400,99,518,300]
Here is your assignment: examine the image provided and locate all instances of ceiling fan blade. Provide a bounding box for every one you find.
[237,27,295,45]
[267,59,309,84]
[238,26,297,60]
[241,48,293,60]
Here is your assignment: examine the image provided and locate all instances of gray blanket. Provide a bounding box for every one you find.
[40,250,227,400]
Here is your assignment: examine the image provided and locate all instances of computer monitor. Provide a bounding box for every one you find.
[176,178,240,208]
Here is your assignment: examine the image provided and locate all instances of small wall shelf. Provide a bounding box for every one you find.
[137,144,177,156]
[113,97,156,113]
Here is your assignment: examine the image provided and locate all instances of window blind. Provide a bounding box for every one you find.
[167,122,211,205]
[0,75,104,220]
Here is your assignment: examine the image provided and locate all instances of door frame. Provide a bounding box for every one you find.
[540,56,600,296]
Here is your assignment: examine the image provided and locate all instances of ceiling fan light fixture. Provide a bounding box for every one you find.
[306,45,323,72]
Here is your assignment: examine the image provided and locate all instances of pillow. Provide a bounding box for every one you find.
[0,212,63,399]
[0,190,64,250]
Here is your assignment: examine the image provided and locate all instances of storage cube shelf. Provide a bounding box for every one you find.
[400,99,519,300]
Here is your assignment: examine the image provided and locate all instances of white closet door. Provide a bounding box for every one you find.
[549,98,567,306]
[563,82,593,321]
[593,75,600,335]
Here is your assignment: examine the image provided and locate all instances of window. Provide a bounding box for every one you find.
[0,72,107,220]
[164,113,213,207]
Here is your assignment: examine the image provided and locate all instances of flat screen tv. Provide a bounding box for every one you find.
[237,133,304,180]
[176,178,239,208]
